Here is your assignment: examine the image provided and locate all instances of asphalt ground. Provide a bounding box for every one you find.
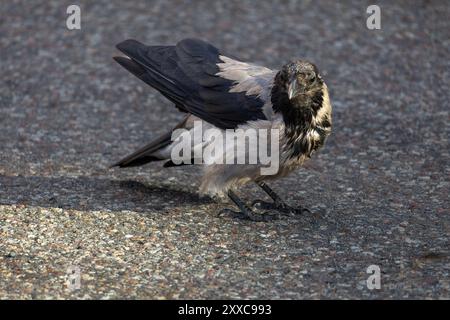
[0,0,449,299]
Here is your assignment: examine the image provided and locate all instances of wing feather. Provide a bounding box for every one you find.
[115,38,274,129]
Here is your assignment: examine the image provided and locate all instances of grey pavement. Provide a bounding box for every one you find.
[0,0,449,299]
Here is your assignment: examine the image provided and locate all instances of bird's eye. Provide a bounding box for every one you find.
[299,72,316,85]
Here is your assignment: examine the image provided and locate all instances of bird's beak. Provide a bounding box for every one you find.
[288,79,298,100]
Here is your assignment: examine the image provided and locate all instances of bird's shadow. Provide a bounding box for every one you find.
[0,174,213,213]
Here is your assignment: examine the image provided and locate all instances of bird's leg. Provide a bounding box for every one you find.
[252,182,310,215]
[218,190,278,222]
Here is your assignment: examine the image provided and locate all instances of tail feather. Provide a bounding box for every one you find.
[111,116,191,168]
[110,131,172,168]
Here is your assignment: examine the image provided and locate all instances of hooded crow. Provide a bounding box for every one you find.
[112,38,332,221]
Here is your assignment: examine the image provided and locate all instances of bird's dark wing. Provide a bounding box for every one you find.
[114,38,275,129]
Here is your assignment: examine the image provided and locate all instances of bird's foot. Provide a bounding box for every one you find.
[251,200,310,216]
[218,207,279,222]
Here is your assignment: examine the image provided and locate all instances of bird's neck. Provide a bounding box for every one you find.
[271,84,323,130]
[271,85,329,158]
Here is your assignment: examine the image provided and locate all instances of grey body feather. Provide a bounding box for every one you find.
[112,39,332,196]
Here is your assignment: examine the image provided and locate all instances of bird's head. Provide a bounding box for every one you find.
[276,60,323,105]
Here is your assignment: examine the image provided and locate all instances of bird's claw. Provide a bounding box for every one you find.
[251,200,310,216]
[218,208,279,222]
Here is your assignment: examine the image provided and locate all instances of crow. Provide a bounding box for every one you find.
[111,38,332,221]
